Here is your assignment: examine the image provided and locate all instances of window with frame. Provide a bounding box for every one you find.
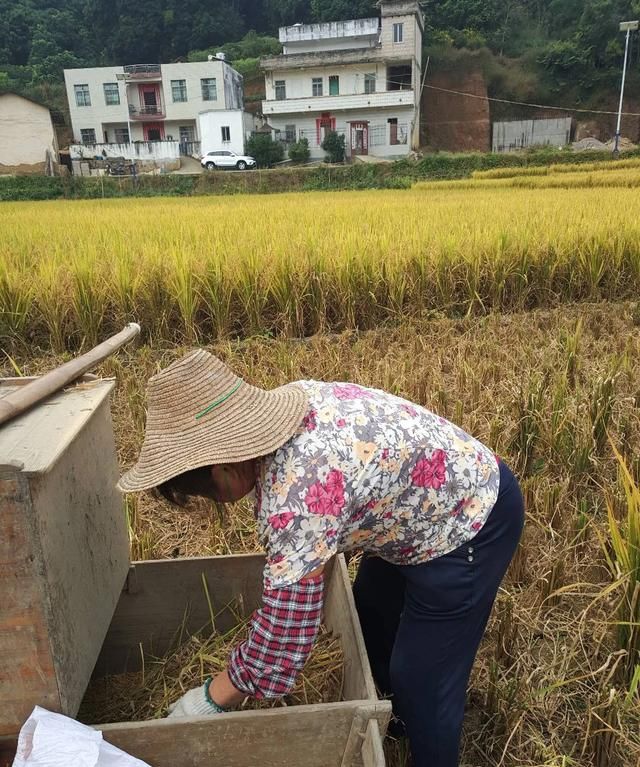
[312,77,323,97]
[80,128,96,144]
[201,78,217,101]
[285,124,296,143]
[275,80,286,100]
[103,83,120,105]
[221,125,231,142]
[329,75,339,96]
[364,73,376,94]
[114,127,130,143]
[393,23,404,43]
[74,84,91,107]
[171,79,187,102]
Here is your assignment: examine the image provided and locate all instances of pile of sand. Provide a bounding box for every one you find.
[571,137,607,152]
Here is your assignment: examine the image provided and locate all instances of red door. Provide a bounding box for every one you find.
[143,123,165,141]
[139,84,160,115]
[350,121,369,155]
[316,113,336,145]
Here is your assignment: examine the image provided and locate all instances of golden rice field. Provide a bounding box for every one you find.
[418,166,640,191]
[472,156,640,180]
[2,179,640,350]
[2,165,640,766]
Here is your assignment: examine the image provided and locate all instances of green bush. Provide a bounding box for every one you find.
[246,134,285,168]
[288,138,310,164]
[321,131,346,164]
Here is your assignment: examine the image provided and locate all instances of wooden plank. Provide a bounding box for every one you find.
[0,468,59,736]
[30,396,129,716]
[0,374,99,387]
[0,380,114,474]
[100,701,389,767]
[94,554,266,675]
[324,555,378,702]
[340,704,391,767]
[361,720,385,767]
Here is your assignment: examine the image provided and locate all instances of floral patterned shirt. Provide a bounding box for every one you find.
[256,381,500,589]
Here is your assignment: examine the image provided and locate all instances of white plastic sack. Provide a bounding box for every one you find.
[13,707,151,767]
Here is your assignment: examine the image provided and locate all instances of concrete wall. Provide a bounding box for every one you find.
[0,93,58,171]
[198,110,251,155]
[69,140,180,162]
[492,117,572,152]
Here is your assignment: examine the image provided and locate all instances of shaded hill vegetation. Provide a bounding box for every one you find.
[1,0,640,125]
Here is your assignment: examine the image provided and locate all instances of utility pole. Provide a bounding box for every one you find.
[614,20,639,156]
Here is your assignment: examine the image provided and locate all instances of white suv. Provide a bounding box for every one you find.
[201,150,257,171]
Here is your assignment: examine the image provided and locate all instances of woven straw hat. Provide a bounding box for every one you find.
[118,350,309,492]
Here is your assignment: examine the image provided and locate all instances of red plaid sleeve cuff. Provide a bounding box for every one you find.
[227,575,324,699]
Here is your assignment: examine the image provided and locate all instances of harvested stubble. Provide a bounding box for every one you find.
[80,618,344,725]
[7,304,640,766]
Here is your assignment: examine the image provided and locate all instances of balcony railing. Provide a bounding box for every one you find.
[128,104,166,120]
[123,64,162,80]
[262,89,415,115]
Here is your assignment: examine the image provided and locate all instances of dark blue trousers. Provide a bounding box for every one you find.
[353,461,525,767]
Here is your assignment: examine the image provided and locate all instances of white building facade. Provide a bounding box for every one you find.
[0,93,59,174]
[63,58,251,159]
[260,0,423,160]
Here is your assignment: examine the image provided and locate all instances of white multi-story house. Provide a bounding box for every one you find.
[260,0,423,160]
[63,57,251,158]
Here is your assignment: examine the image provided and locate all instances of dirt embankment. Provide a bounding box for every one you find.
[421,69,490,152]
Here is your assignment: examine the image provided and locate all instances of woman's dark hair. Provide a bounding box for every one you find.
[155,465,214,507]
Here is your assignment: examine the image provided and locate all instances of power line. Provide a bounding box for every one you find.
[422,83,640,117]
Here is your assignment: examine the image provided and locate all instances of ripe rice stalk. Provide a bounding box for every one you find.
[561,317,582,390]
[4,187,640,350]
[590,374,618,454]
[473,157,640,181]
[71,261,106,348]
[34,257,70,353]
[602,441,640,684]
[79,612,344,725]
[511,375,548,476]
[197,259,234,339]
[0,259,33,341]
[168,253,200,344]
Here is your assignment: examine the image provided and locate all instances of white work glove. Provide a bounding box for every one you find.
[167,679,227,718]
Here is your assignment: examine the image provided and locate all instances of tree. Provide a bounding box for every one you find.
[246,133,284,167]
[321,130,345,163]
[310,0,375,22]
[288,137,310,163]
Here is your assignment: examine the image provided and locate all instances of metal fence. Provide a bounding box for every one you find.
[179,141,201,157]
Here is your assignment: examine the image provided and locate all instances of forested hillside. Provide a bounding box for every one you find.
[2,0,640,118]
